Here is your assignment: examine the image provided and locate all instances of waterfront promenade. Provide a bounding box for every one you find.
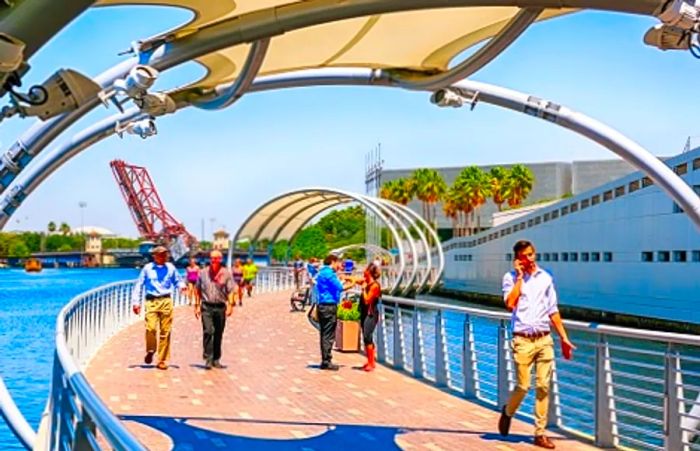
[85,291,600,450]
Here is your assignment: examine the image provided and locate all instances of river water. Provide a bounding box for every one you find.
[0,268,140,450]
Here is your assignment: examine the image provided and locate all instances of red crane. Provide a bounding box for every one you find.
[110,159,196,259]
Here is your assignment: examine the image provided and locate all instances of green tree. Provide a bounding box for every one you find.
[504,164,535,208]
[271,240,290,262]
[47,221,56,233]
[379,178,415,205]
[412,168,446,228]
[8,241,30,257]
[489,166,510,212]
[454,166,491,235]
[59,222,71,236]
[291,226,328,259]
[442,189,459,238]
[58,244,73,252]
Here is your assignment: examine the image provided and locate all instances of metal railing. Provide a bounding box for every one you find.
[377,296,700,451]
[41,267,293,450]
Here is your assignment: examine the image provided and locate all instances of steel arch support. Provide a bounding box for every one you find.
[0,0,668,197]
[362,195,419,295]
[379,199,433,293]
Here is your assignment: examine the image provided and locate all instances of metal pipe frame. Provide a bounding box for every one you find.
[191,38,271,110]
[331,243,393,259]
[394,7,544,91]
[0,0,670,198]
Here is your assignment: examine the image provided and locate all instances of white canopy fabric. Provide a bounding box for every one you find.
[95,1,572,88]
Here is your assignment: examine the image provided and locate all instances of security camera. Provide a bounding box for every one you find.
[115,117,157,139]
[136,92,176,116]
[17,69,101,120]
[0,33,24,73]
[430,89,464,108]
[644,24,691,50]
[113,65,158,100]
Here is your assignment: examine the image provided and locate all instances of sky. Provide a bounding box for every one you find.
[1,6,699,238]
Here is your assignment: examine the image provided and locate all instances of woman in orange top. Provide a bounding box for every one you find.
[360,263,382,372]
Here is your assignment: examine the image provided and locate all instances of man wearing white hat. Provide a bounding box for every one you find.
[131,245,186,370]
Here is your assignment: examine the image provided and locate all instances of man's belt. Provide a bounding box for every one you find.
[145,294,172,301]
[513,331,550,339]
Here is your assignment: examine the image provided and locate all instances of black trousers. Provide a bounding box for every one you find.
[318,304,337,365]
[202,302,226,362]
[360,308,378,346]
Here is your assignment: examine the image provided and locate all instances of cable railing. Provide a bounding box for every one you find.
[39,266,294,450]
[377,296,700,451]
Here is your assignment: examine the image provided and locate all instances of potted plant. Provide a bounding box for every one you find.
[335,297,361,352]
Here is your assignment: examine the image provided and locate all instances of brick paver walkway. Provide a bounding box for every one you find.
[86,291,600,450]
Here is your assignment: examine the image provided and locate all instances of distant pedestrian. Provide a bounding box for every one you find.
[359,263,382,372]
[315,254,353,370]
[343,257,354,275]
[293,255,305,290]
[231,258,245,306]
[242,258,258,297]
[194,250,236,370]
[185,257,200,305]
[498,240,576,449]
[131,245,186,370]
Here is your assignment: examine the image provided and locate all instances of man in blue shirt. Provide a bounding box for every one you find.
[131,245,186,370]
[315,254,352,370]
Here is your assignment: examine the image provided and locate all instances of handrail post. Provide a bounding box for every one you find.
[74,407,97,450]
[497,320,510,407]
[664,344,687,450]
[463,315,477,398]
[393,304,404,369]
[412,306,424,378]
[595,335,617,448]
[547,360,561,428]
[435,310,447,387]
[376,302,386,362]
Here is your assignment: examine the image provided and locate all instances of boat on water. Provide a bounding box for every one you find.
[24,258,42,273]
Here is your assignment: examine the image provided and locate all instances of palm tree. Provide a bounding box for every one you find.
[442,189,459,238]
[504,164,535,208]
[412,168,446,228]
[380,178,415,205]
[47,221,56,233]
[59,222,71,236]
[489,166,510,212]
[454,166,491,235]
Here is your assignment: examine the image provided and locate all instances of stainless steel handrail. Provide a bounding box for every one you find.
[42,266,294,450]
[378,295,700,450]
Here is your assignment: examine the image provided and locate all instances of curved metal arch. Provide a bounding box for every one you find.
[377,198,433,293]
[361,195,419,296]
[390,201,446,292]
[231,187,408,294]
[269,198,350,243]
[331,243,393,260]
[192,38,270,110]
[0,0,668,198]
[251,193,346,243]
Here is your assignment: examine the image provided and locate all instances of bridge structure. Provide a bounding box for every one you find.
[1,1,700,450]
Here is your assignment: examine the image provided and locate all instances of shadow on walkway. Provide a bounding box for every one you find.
[120,414,518,450]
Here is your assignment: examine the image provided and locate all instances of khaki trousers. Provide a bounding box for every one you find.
[505,334,554,436]
[145,297,173,363]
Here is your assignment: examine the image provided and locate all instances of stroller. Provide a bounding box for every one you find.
[290,284,311,312]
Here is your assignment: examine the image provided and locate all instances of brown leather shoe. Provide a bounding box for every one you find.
[534,435,555,449]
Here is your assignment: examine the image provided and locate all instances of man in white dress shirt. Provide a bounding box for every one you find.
[498,240,576,449]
